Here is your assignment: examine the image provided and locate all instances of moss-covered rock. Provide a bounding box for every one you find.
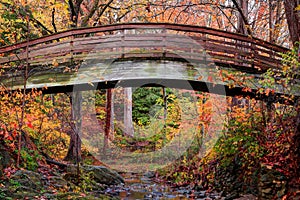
[0,146,14,177]
[65,165,124,185]
[10,169,43,190]
[0,166,120,199]
[258,165,287,200]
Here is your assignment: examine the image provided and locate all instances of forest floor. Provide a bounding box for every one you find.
[0,162,258,200]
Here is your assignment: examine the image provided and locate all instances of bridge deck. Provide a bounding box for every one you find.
[0,23,296,100]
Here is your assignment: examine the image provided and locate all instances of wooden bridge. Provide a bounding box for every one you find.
[0,23,296,99]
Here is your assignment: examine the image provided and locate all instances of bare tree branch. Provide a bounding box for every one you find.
[0,1,53,35]
[216,5,238,32]
[93,0,114,26]
[68,0,84,27]
[81,0,100,27]
[52,8,57,33]
[68,0,77,27]
[232,0,253,36]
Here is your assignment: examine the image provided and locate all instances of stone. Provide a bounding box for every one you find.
[194,191,206,198]
[10,169,43,190]
[261,188,272,194]
[83,165,124,185]
[194,185,204,191]
[144,171,155,178]
[224,192,239,200]
[236,194,257,200]
[1,167,117,199]
[0,147,13,176]
[66,165,124,185]
[48,175,71,189]
[165,194,177,198]
[140,176,152,183]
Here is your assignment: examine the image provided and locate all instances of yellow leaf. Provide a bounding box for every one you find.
[52,59,59,67]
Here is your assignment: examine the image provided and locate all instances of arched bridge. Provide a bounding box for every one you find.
[0,23,296,99]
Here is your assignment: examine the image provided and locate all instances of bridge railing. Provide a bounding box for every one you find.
[0,23,289,74]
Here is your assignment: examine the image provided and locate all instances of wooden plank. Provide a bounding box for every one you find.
[73,35,123,46]
[0,22,289,82]
[29,43,71,58]
[0,23,289,54]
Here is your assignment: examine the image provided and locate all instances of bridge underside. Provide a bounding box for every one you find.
[1,23,297,103]
[34,78,250,97]
[0,58,297,103]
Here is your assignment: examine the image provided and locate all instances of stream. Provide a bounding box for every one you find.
[104,172,222,200]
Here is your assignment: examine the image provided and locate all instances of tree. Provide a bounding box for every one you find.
[234,0,250,35]
[123,88,134,137]
[64,92,82,162]
[103,88,114,158]
[1,0,299,182]
[284,0,300,46]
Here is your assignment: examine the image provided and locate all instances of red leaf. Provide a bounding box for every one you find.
[207,76,213,82]
[26,121,33,129]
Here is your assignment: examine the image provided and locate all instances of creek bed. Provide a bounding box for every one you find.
[104,172,222,200]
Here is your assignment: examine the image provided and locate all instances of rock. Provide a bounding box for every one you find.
[48,175,71,189]
[194,191,206,198]
[144,171,155,178]
[0,147,13,176]
[194,184,204,191]
[45,192,118,200]
[165,194,177,198]
[10,169,43,190]
[225,192,239,200]
[235,194,257,200]
[209,192,222,199]
[261,188,272,194]
[66,165,124,185]
[258,165,287,199]
[140,176,152,183]
[152,191,163,197]
[2,170,46,199]
[0,188,10,199]
[1,167,118,199]
[144,193,153,199]
[84,165,124,185]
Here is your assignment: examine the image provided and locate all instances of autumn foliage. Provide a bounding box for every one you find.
[0,0,299,199]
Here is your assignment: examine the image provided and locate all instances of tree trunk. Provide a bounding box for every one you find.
[237,0,248,34]
[103,89,114,158]
[269,0,274,43]
[284,0,300,45]
[64,91,82,163]
[124,87,134,137]
[272,0,283,44]
[233,0,249,110]
[162,87,167,143]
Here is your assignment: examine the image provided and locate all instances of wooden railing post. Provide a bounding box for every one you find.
[70,35,74,65]
[203,34,207,64]
[250,42,255,68]
[162,27,166,58]
[121,29,125,58]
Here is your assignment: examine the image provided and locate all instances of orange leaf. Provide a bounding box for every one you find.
[242,87,252,92]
